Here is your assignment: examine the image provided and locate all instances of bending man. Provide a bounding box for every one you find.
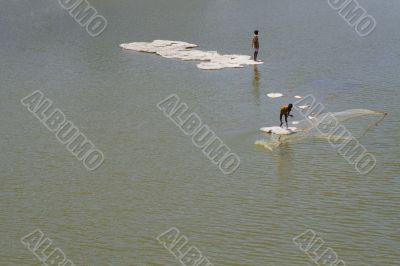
[280,103,293,128]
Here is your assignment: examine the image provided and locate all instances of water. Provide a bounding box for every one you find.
[1,0,399,265]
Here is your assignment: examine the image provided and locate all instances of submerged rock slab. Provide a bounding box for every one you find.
[267,93,283,98]
[260,126,298,135]
[120,40,263,70]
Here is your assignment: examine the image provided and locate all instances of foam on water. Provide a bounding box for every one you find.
[120,40,263,70]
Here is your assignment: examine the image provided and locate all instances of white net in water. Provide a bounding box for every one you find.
[294,109,386,132]
[256,109,386,151]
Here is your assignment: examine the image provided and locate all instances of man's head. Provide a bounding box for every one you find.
[254,30,259,35]
[288,103,293,110]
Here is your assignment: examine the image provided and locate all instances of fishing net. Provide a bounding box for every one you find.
[256,109,387,151]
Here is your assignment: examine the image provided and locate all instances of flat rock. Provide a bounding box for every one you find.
[267,93,283,98]
[120,40,263,70]
[260,126,298,135]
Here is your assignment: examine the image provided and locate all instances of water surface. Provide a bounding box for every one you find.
[1,0,399,265]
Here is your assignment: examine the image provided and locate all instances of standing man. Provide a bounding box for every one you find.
[252,30,259,61]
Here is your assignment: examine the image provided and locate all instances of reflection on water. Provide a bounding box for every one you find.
[252,65,261,103]
[275,141,294,198]
[276,141,293,179]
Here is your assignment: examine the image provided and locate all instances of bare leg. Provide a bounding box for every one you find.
[254,51,258,61]
[285,115,288,128]
[280,113,283,127]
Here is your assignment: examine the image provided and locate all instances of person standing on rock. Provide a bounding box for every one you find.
[252,30,260,61]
